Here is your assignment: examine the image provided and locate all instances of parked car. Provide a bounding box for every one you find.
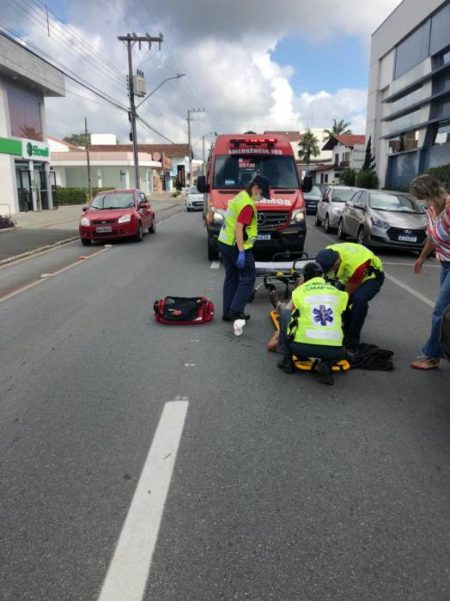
[315,186,360,232]
[303,185,323,214]
[337,189,427,250]
[185,186,204,211]
[79,189,155,246]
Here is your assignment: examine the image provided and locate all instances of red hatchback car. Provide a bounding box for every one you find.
[79,189,156,246]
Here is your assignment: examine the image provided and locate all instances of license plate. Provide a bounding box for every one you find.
[96,226,112,233]
[398,235,417,242]
[257,233,271,241]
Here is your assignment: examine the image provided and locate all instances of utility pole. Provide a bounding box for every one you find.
[187,108,205,186]
[118,32,163,190]
[84,117,92,200]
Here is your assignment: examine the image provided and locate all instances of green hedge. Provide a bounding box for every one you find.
[355,169,379,190]
[427,164,450,191]
[55,187,112,206]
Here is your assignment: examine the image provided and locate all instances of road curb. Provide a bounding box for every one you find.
[0,236,79,267]
[0,226,16,234]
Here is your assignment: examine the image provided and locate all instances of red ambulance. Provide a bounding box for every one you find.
[197,133,312,260]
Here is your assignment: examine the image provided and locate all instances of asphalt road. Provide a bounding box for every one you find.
[1,210,449,601]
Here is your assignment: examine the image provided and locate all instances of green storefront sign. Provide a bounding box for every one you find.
[0,137,22,156]
[24,141,49,158]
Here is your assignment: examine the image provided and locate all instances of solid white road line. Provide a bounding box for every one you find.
[383,272,434,308]
[97,400,189,601]
[210,260,220,269]
[310,225,436,307]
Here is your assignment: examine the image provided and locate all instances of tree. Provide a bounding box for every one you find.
[340,168,357,186]
[362,136,376,171]
[324,118,352,141]
[63,132,90,147]
[298,129,320,169]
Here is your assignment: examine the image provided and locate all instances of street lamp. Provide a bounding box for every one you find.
[136,73,186,109]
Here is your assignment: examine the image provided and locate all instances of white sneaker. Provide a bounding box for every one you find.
[233,318,246,336]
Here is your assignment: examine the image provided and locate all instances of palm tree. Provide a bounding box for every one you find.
[324,118,352,141]
[298,129,320,170]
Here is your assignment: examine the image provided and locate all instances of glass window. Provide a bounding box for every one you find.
[394,20,431,79]
[369,192,425,213]
[332,188,355,202]
[212,155,299,190]
[430,2,450,56]
[388,130,420,153]
[7,90,43,141]
[189,186,200,194]
[90,192,135,209]
[430,96,450,119]
[433,119,450,145]
[443,51,450,65]
[389,109,423,134]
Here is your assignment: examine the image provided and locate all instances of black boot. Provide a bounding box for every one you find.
[317,361,334,385]
[277,357,294,374]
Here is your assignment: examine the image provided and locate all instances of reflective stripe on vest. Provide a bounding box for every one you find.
[290,277,349,347]
[327,242,383,285]
[217,191,257,249]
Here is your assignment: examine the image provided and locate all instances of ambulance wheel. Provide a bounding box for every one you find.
[81,238,91,246]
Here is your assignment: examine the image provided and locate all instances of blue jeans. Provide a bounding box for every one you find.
[422,261,450,359]
[346,273,384,347]
[218,242,256,317]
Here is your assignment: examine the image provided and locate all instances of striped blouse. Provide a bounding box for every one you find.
[426,201,450,262]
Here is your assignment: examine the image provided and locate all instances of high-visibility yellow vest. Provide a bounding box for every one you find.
[327,242,383,285]
[218,191,257,249]
[290,277,348,346]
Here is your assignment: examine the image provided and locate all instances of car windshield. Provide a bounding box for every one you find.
[310,186,322,196]
[213,155,299,189]
[369,192,425,214]
[332,189,355,202]
[189,187,200,194]
[90,192,135,210]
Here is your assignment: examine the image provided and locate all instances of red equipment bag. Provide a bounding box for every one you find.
[153,296,215,325]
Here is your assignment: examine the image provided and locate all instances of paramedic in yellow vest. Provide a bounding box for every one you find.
[277,262,348,385]
[218,175,271,326]
[315,242,384,351]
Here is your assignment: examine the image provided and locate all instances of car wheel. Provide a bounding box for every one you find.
[357,227,365,245]
[186,207,192,212]
[324,214,331,233]
[81,238,91,246]
[337,219,346,240]
[207,235,219,261]
[148,218,156,234]
[315,213,321,227]
[135,222,143,242]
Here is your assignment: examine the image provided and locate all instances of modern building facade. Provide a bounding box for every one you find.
[0,32,64,213]
[366,0,450,189]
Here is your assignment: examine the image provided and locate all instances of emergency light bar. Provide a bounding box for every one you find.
[229,137,278,148]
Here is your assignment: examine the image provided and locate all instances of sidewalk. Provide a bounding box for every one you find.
[0,192,184,264]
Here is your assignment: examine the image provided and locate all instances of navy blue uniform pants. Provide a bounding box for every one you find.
[218,242,256,317]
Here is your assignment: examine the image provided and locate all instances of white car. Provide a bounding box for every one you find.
[315,186,360,232]
[185,186,204,212]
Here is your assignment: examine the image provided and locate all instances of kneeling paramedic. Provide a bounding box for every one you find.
[218,175,271,329]
[315,242,384,351]
[277,262,349,385]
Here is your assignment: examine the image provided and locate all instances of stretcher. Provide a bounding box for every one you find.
[252,251,312,301]
[269,309,350,373]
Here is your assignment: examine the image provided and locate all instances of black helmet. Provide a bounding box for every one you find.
[303,261,324,282]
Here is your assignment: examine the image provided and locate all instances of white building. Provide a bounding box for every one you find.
[310,134,366,184]
[366,0,450,189]
[0,32,64,213]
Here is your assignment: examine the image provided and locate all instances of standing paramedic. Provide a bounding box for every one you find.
[315,242,384,351]
[218,175,271,330]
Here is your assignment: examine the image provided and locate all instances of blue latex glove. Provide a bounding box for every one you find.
[236,250,246,269]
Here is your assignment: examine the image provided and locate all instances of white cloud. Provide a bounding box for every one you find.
[2,0,401,146]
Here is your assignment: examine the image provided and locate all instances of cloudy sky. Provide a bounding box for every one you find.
[1,0,401,156]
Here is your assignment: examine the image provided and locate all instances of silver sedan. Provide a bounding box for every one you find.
[315,186,360,232]
[337,189,427,250]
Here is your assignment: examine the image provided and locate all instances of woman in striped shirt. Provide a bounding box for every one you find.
[409,174,450,369]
